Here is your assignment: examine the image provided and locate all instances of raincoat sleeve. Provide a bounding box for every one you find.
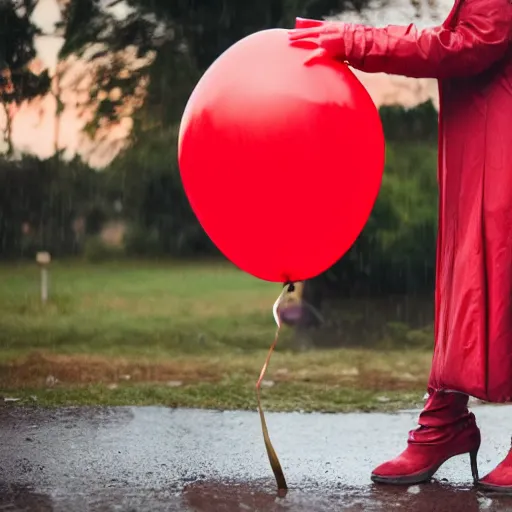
[342,0,512,79]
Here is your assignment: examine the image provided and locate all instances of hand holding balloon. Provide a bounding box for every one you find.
[289,17,349,65]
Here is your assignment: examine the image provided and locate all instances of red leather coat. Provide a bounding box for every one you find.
[341,0,512,401]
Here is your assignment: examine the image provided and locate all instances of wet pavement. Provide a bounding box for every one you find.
[2,405,512,511]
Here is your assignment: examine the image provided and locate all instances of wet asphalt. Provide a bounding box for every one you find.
[2,405,512,511]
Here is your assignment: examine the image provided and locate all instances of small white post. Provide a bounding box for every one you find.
[36,252,51,304]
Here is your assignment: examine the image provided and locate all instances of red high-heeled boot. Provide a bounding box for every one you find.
[371,391,481,485]
[479,439,512,492]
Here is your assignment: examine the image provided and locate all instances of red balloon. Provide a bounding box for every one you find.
[178,29,385,283]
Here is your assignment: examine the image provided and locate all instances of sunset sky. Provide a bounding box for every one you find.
[0,0,134,168]
[4,0,443,168]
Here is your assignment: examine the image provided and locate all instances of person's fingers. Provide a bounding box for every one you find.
[288,27,322,41]
[289,38,326,63]
[304,47,328,66]
[289,38,319,50]
[294,17,324,29]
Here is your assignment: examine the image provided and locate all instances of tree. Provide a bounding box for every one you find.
[57,0,158,149]
[0,0,50,155]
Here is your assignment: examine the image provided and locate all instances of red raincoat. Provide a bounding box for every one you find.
[340,0,512,401]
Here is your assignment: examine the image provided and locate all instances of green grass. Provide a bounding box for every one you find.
[0,260,430,411]
[0,260,280,358]
[5,382,424,412]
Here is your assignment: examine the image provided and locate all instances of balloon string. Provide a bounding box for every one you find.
[256,287,288,492]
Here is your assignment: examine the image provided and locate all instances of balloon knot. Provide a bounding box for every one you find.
[283,280,295,293]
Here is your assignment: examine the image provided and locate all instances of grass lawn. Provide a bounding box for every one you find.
[0,260,431,411]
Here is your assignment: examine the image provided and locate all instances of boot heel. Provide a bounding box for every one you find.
[470,449,479,484]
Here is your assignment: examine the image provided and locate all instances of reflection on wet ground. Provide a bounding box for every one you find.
[2,481,512,512]
[0,483,54,512]
[2,406,512,511]
[183,481,512,512]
